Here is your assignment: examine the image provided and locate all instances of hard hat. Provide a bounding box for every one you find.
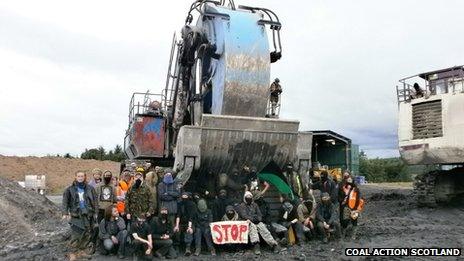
[275,78,280,83]
[136,167,145,172]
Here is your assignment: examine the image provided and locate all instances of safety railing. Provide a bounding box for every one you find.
[128,92,166,127]
[397,71,464,105]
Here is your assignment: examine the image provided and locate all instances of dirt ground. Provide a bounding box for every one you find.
[0,155,120,194]
[2,178,463,261]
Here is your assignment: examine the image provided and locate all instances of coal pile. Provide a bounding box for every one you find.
[0,176,69,260]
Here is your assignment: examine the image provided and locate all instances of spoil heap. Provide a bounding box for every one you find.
[0,176,68,260]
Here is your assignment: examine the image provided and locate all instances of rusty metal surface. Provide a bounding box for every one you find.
[127,115,165,158]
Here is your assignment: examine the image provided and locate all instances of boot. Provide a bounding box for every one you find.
[272,244,286,254]
[194,247,201,256]
[210,248,216,256]
[253,244,261,255]
[184,246,191,256]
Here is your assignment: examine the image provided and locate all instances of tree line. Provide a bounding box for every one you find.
[55,145,126,162]
[359,150,433,182]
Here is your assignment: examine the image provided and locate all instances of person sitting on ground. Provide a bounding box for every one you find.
[98,205,127,258]
[339,177,363,240]
[275,195,306,245]
[237,191,284,255]
[150,207,177,259]
[130,214,153,258]
[62,170,98,260]
[158,169,180,225]
[316,192,341,243]
[312,171,338,204]
[297,192,317,239]
[174,192,197,256]
[88,168,103,188]
[95,170,117,223]
[194,198,216,256]
[220,205,241,252]
[125,171,155,222]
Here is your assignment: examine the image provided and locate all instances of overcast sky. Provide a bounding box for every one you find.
[1,0,464,158]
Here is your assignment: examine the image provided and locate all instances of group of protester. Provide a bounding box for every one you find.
[62,163,363,260]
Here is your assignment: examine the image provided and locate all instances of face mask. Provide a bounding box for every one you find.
[226,212,235,219]
[245,197,253,204]
[181,197,189,201]
[321,175,328,182]
[163,174,174,184]
[161,213,168,220]
[219,193,226,199]
[104,177,111,184]
[134,179,142,188]
[304,201,313,210]
[322,199,330,205]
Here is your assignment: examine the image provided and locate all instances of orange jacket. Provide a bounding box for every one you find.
[347,188,364,211]
[116,180,131,213]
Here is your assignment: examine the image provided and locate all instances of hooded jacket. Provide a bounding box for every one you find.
[237,192,262,224]
[158,181,180,215]
[222,206,239,221]
[196,199,213,229]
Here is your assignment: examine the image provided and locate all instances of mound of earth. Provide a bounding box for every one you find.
[0,155,119,194]
[0,176,69,260]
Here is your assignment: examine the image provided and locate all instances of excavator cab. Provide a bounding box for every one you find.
[124,92,170,161]
[396,66,464,205]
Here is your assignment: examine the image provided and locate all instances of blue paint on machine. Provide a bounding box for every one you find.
[143,118,163,136]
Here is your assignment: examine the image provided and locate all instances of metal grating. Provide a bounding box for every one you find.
[412,100,443,139]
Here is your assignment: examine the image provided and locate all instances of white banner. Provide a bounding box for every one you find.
[210,221,249,244]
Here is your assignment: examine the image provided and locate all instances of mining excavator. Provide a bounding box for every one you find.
[123,0,312,194]
[396,66,464,206]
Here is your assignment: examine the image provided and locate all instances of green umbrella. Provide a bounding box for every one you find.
[258,172,294,200]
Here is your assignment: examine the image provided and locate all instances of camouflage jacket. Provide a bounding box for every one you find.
[125,183,154,218]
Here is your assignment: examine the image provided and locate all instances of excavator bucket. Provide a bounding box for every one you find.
[173,114,312,185]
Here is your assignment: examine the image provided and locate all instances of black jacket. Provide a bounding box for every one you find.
[150,217,173,240]
[237,202,262,224]
[212,197,234,221]
[62,182,97,216]
[177,200,197,226]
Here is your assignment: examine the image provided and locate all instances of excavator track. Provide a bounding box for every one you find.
[413,171,439,207]
[414,167,464,207]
